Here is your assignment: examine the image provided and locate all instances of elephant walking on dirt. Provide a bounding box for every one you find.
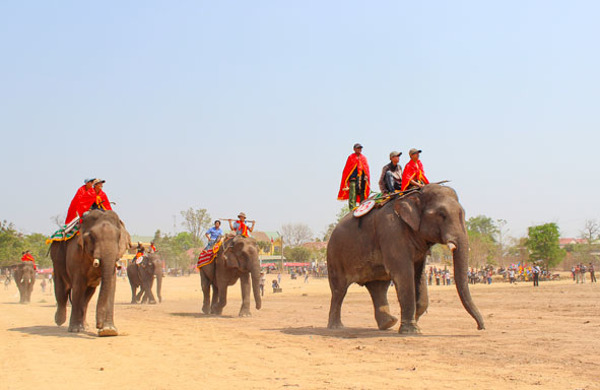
[199,235,262,316]
[327,184,485,334]
[13,262,36,304]
[50,210,131,336]
[127,253,163,304]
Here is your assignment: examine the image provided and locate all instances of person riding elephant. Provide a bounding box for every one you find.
[127,253,163,304]
[327,184,485,334]
[13,262,36,304]
[50,209,131,336]
[199,234,262,316]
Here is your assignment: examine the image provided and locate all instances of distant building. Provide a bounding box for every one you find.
[559,238,588,248]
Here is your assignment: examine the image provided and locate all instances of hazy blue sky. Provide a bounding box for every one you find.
[1,1,598,242]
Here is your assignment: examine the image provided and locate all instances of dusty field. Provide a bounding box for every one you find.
[1,273,599,390]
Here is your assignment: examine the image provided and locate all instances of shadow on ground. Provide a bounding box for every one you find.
[273,326,481,339]
[170,312,235,319]
[8,326,97,339]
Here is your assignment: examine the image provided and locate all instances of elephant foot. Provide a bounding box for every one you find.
[238,309,252,317]
[255,302,262,310]
[149,299,157,305]
[98,326,118,337]
[201,305,210,315]
[399,323,421,335]
[68,324,86,333]
[55,309,67,326]
[377,315,398,330]
[327,320,344,329]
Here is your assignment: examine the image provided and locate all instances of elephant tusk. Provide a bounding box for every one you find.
[93,259,101,268]
[448,243,457,252]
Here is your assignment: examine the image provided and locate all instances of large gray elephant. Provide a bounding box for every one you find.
[13,262,36,304]
[199,235,262,316]
[327,184,485,334]
[126,253,163,304]
[50,210,130,336]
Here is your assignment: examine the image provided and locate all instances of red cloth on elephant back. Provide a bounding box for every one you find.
[21,253,36,270]
[401,159,429,191]
[65,185,89,224]
[78,189,112,217]
[337,153,370,201]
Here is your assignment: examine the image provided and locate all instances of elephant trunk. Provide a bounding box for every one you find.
[96,253,117,331]
[452,237,485,330]
[250,265,262,310]
[155,263,163,303]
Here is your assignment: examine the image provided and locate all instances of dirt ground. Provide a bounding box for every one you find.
[1,273,599,390]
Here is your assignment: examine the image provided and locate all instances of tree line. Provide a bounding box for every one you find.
[2,208,598,271]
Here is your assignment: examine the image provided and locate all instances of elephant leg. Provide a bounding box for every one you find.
[81,286,97,330]
[136,288,145,303]
[68,282,88,333]
[200,273,211,314]
[144,282,157,304]
[327,278,349,329]
[210,283,219,314]
[415,264,429,322]
[238,273,252,317]
[53,276,70,326]
[365,280,398,330]
[392,269,420,335]
[130,283,139,304]
[214,283,228,316]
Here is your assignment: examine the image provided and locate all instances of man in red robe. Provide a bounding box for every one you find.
[401,148,429,191]
[21,250,37,270]
[78,179,112,217]
[65,178,95,224]
[338,143,370,209]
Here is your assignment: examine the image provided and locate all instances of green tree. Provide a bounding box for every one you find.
[283,246,312,262]
[525,222,565,270]
[24,233,51,268]
[466,215,499,241]
[466,215,499,267]
[180,208,211,243]
[155,232,195,270]
[0,220,24,266]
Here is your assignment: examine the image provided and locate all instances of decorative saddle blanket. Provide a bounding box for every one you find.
[353,188,422,218]
[45,223,80,245]
[196,239,223,269]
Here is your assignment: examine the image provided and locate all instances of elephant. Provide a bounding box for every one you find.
[13,262,36,304]
[199,235,262,316]
[50,210,130,336]
[126,253,163,304]
[327,184,485,334]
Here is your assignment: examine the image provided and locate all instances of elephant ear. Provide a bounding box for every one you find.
[117,220,132,258]
[77,231,85,250]
[394,195,421,231]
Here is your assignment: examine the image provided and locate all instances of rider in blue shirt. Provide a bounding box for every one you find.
[205,220,223,249]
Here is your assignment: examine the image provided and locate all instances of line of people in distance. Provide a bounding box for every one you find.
[337,143,429,209]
